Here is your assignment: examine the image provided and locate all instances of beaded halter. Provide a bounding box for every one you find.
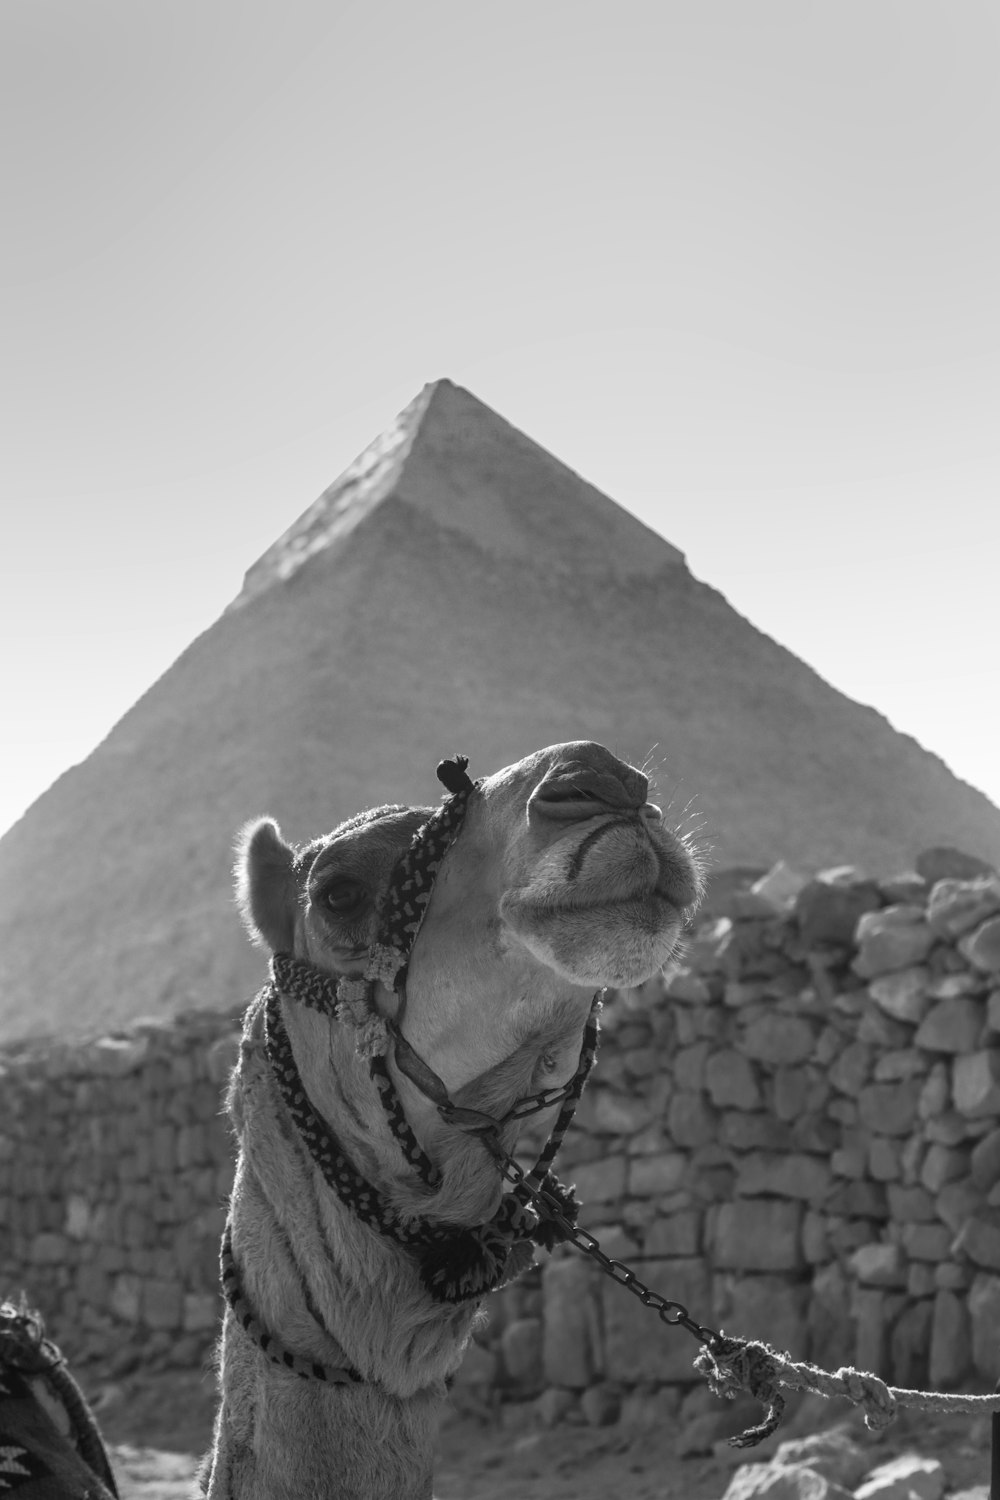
[223,756,601,1380]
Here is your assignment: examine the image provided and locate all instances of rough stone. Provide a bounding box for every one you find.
[541,1255,600,1388]
[579,1382,620,1426]
[849,1243,906,1288]
[741,1015,816,1067]
[916,847,995,885]
[970,1126,1000,1189]
[929,1288,971,1387]
[915,997,985,1053]
[926,877,1000,939]
[853,908,934,978]
[889,1299,932,1388]
[867,967,931,1024]
[713,1199,803,1272]
[500,1317,543,1386]
[718,1276,808,1360]
[571,1155,627,1204]
[920,1142,969,1193]
[666,1091,717,1149]
[857,1080,921,1136]
[854,1454,946,1500]
[722,1463,853,1499]
[735,1152,831,1204]
[968,1272,1000,1383]
[644,1210,701,1257]
[961,917,1000,974]
[900,1222,955,1261]
[953,1051,1000,1118]
[602,1256,711,1383]
[795,877,883,948]
[705,1048,761,1109]
[952,1211,1000,1272]
[627,1152,686,1197]
[772,1430,870,1490]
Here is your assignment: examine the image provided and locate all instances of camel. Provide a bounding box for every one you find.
[201,740,704,1500]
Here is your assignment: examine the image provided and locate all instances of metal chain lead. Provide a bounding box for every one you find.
[480,1128,723,1351]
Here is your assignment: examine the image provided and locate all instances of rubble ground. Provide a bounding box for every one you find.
[93,1366,995,1500]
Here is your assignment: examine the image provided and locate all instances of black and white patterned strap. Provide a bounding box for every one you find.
[220,1225,362,1384]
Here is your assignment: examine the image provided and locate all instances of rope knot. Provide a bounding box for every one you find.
[834,1366,897,1430]
[693,1334,787,1447]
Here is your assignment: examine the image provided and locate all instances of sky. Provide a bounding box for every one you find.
[2,0,999,840]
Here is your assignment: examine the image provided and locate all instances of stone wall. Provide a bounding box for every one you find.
[3,848,1000,1425]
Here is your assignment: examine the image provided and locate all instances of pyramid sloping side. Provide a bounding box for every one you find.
[1,386,999,1045]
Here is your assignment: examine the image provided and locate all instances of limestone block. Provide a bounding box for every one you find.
[541,1255,600,1388]
[536,1386,576,1426]
[627,1152,686,1197]
[908,1263,937,1298]
[935,1261,972,1291]
[602,1256,711,1383]
[920,1142,969,1194]
[644,1210,701,1257]
[579,1382,620,1426]
[712,1199,803,1272]
[927,970,986,999]
[590,1087,654,1135]
[952,1212,1000,1272]
[970,1126,1000,1189]
[722,1463,853,1498]
[920,1072,954,1133]
[849,1243,906,1288]
[990,990,1000,1031]
[853,908,934,978]
[206,1032,242,1085]
[916,848,995,884]
[858,1005,914,1048]
[953,1051,1000,1118]
[705,1048,761,1109]
[570,1155,626,1205]
[857,1080,921,1136]
[915,998,985,1054]
[850,1287,890,1375]
[873,1047,928,1081]
[929,1288,971,1387]
[927,876,1000,938]
[901,1222,955,1261]
[774,1431,870,1490]
[827,1179,888,1218]
[183,1291,221,1332]
[500,1317,542,1386]
[741,1015,816,1067]
[110,1273,142,1323]
[666,1091,717,1149]
[960,916,1000,974]
[935,1179,986,1233]
[717,1275,808,1359]
[968,1272,1000,1382]
[868,1138,902,1181]
[662,969,712,1004]
[890,1299,932,1388]
[735,1152,831,1204]
[854,1454,945,1500]
[752,861,810,910]
[867,967,931,1024]
[143,1277,184,1330]
[795,877,882,948]
[828,1041,873,1097]
[82,1035,152,1077]
[452,1338,498,1391]
[30,1232,67,1265]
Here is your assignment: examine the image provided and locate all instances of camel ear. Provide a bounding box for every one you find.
[234,818,299,952]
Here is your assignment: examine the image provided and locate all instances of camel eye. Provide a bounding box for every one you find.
[321,880,366,917]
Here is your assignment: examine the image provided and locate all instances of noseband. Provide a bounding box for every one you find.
[222,757,601,1381]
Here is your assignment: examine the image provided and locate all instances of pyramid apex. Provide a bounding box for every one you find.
[232,381,686,609]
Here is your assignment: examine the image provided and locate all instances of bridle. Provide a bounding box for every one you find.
[221,755,602,1381]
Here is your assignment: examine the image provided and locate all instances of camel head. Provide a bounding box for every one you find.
[234,741,703,1224]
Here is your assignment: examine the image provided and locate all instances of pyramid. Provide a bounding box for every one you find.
[1,380,998,1045]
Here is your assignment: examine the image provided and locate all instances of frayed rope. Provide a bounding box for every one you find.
[695,1334,1000,1449]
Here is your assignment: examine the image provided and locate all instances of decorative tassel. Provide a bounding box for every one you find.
[529,1173,581,1251]
[418,1226,512,1303]
[436,755,475,796]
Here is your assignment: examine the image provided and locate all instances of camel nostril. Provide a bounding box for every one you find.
[531,767,648,822]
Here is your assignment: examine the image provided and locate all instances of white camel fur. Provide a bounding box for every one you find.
[201,741,703,1500]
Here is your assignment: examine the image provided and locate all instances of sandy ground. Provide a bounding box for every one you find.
[92,1367,995,1500]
